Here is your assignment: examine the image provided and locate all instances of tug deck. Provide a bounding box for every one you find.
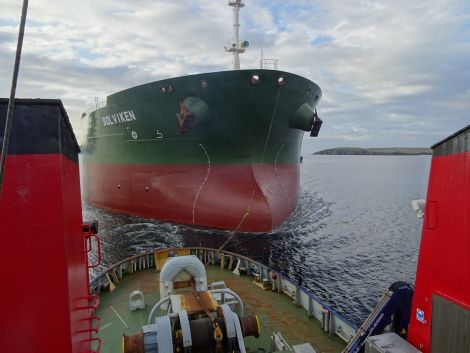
[95,264,345,353]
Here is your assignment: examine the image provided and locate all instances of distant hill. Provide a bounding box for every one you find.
[313,147,432,155]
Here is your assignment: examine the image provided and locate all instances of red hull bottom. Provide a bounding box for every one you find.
[83,162,300,232]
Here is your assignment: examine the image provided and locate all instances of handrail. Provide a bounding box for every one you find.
[78,316,101,334]
[210,288,244,316]
[86,100,106,114]
[147,297,170,325]
[87,233,101,268]
[76,294,100,311]
[83,337,101,353]
[83,225,101,269]
[89,246,358,333]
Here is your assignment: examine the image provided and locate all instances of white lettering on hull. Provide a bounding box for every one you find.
[102,110,137,126]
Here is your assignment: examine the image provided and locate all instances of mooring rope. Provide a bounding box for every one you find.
[204,84,283,260]
[215,189,256,253]
[212,86,282,257]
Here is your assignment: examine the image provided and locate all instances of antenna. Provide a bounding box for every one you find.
[225,0,248,70]
[0,0,29,196]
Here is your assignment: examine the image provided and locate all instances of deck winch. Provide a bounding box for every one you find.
[123,255,260,353]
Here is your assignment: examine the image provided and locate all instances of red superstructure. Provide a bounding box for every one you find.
[0,99,99,353]
[407,125,470,353]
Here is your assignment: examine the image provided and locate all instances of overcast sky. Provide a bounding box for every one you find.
[1,0,469,152]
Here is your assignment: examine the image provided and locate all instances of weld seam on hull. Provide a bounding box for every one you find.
[275,143,291,208]
[260,86,282,163]
[192,143,211,224]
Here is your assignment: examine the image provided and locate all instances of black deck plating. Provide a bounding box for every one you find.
[0,99,80,162]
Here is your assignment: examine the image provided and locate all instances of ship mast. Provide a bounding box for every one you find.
[225,0,248,70]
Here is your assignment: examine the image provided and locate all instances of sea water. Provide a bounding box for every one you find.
[83,154,431,325]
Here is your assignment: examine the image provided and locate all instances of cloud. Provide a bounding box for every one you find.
[1,0,469,152]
